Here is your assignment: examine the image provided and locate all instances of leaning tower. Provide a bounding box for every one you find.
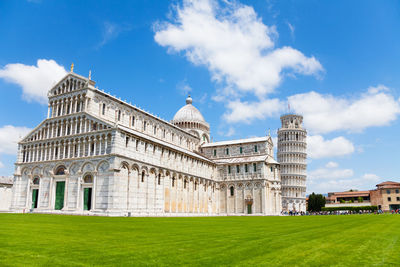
[277,114,307,212]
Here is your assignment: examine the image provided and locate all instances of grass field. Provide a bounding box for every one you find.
[0,214,399,266]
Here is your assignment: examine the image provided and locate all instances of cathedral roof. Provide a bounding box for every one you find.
[172,96,207,124]
[201,136,271,148]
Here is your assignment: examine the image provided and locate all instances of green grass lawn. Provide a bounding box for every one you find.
[0,214,399,266]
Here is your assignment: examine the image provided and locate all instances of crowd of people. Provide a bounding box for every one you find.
[281,209,400,216]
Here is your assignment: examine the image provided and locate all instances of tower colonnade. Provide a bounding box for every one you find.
[277,114,307,212]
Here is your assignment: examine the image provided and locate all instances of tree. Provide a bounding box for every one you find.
[358,196,363,203]
[307,193,326,212]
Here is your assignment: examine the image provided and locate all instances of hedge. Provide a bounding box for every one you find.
[321,206,378,212]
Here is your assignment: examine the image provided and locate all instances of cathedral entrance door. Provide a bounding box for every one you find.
[31,189,39,209]
[55,181,65,210]
[84,188,92,211]
[247,204,252,214]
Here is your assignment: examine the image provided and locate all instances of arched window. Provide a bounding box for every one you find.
[55,166,66,175]
[184,179,187,189]
[33,177,40,185]
[172,177,175,187]
[141,171,145,182]
[230,186,234,196]
[83,174,93,184]
[158,174,161,185]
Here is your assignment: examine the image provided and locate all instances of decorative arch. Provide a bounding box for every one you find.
[149,168,157,175]
[81,162,95,173]
[54,165,67,175]
[31,166,42,176]
[120,161,130,171]
[97,161,110,173]
[131,163,140,172]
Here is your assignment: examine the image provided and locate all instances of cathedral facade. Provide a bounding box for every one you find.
[10,71,306,216]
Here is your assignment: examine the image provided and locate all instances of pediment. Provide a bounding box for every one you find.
[47,73,95,98]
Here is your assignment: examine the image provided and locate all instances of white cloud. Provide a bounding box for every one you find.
[0,59,67,104]
[223,98,285,123]
[289,85,400,134]
[154,0,323,118]
[309,166,353,180]
[308,171,381,194]
[287,22,295,39]
[325,161,338,168]
[307,161,381,193]
[307,135,355,159]
[0,125,32,155]
[97,22,132,48]
[177,80,193,96]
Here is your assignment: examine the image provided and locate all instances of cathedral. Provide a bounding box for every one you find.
[10,70,307,216]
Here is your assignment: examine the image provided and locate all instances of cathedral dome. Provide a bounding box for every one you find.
[172,95,206,124]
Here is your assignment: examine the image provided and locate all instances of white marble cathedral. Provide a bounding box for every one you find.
[10,70,307,216]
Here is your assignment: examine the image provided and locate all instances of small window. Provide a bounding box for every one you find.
[143,122,147,131]
[253,163,257,172]
[230,186,234,196]
[154,126,157,135]
[213,149,216,156]
[33,178,40,185]
[226,148,229,155]
[245,164,248,173]
[388,197,391,202]
[125,136,129,147]
[387,190,391,194]
[270,167,273,172]
[163,129,166,138]
[236,165,240,173]
[195,182,197,190]
[102,103,106,115]
[254,145,258,152]
[158,174,161,185]
[118,110,121,121]
[131,116,135,127]
[396,189,399,194]
[228,166,231,174]
[184,179,187,189]
[141,171,145,182]
[240,147,243,154]
[397,197,400,201]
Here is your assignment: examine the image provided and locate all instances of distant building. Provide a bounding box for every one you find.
[326,191,371,208]
[370,181,400,211]
[325,181,400,211]
[0,176,13,211]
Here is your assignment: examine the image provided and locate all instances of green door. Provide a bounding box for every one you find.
[247,204,252,214]
[84,188,92,211]
[55,181,65,210]
[31,189,39,209]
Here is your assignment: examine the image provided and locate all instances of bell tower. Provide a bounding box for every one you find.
[277,114,307,212]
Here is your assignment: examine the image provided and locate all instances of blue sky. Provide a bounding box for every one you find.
[1,0,400,193]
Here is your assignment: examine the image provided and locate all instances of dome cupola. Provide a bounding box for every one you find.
[172,95,210,143]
